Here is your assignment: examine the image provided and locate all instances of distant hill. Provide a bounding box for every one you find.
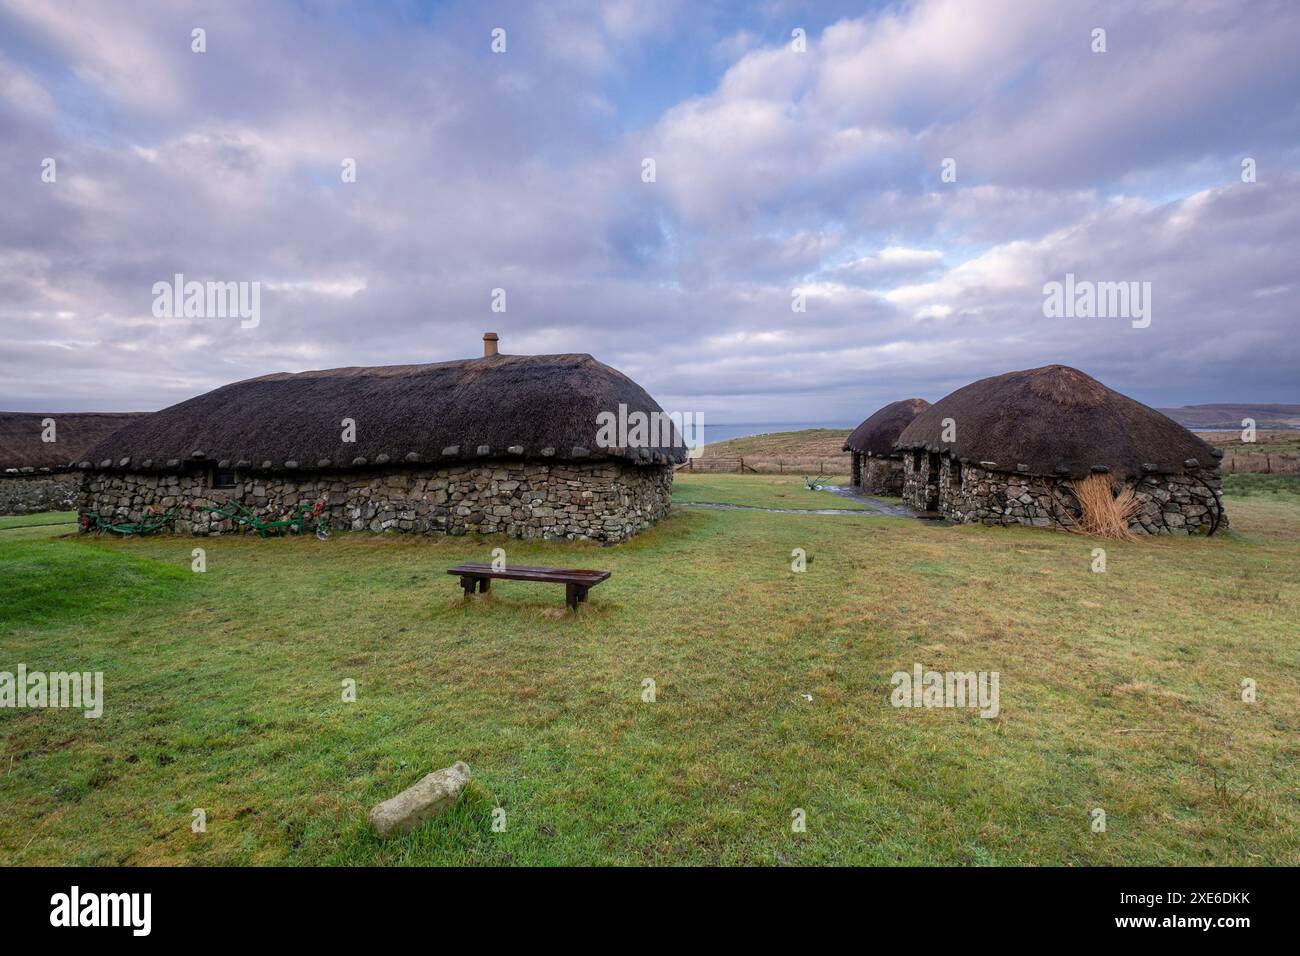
[703,428,850,459]
[695,428,852,473]
[697,426,1299,477]
[1158,404,1300,430]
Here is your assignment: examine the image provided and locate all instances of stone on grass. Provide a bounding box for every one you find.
[368,761,471,839]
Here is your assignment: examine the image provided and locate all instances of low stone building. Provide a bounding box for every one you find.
[843,398,930,495]
[77,336,686,542]
[894,365,1228,534]
[0,412,146,514]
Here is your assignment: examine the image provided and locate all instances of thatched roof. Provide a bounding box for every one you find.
[81,353,687,474]
[0,412,147,473]
[843,398,931,456]
[894,365,1221,480]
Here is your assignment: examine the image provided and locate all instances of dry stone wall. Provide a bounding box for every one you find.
[901,454,1227,535]
[858,455,905,496]
[79,460,674,543]
[0,474,79,514]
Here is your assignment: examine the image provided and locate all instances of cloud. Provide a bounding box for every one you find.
[0,0,1296,423]
[827,246,944,285]
[0,0,193,112]
[0,52,54,114]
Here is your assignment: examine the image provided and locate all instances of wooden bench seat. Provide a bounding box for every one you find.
[446,563,611,611]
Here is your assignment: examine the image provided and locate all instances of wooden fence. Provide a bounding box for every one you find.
[677,455,852,475]
[679,451,1297,476]
[1219,452,1300,474]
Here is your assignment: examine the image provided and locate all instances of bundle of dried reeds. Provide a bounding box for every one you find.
[1068,473,1140,540]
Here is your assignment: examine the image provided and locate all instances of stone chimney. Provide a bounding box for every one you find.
[483,332,499,357]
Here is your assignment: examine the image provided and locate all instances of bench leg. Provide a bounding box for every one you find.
[460,575,476,598]
[565,584,589,611]
[478,577,490,593]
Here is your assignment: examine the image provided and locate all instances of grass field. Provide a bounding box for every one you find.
[694,427,852,475]
[703,428,851,460]
[1,480,1297,866]
[0,512,78,529]
[1200,432,1300,455]
[1222,473,1300,497]
[671,473,866,510]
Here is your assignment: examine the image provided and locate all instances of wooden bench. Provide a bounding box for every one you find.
[446,563,612,611]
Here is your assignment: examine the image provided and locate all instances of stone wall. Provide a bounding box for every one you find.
[900,450,937,511]
[0,474,79,514]
[857,454,905,496]
[900,453,1227,535]
[79,460,674,543]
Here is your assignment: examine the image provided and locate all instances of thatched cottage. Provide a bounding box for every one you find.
[0,412,145,514]
[894,365,1227,534]
[843,398,930,495]
[78,335,686,542]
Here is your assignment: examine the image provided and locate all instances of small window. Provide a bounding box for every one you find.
[211,468,237,489]
[952,459,962,489]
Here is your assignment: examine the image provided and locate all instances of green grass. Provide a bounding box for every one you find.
[1222,473,1300,498]
[0,534,189,630]
[0,511,76,530]
[673,472,867,510]
[0,484,1297,866]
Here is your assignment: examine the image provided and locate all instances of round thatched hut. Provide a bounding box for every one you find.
[0,411,145,514]
[843,398,930,495]
[893,365,1227,534]
[78,336,686,542]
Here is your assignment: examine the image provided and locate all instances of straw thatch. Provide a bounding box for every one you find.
[0,412,147,473]
[81,353,687,473]
[894,365,1220,480]
[843,398,931,457]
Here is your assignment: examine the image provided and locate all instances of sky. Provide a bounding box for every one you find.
[1,0,1297,423]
